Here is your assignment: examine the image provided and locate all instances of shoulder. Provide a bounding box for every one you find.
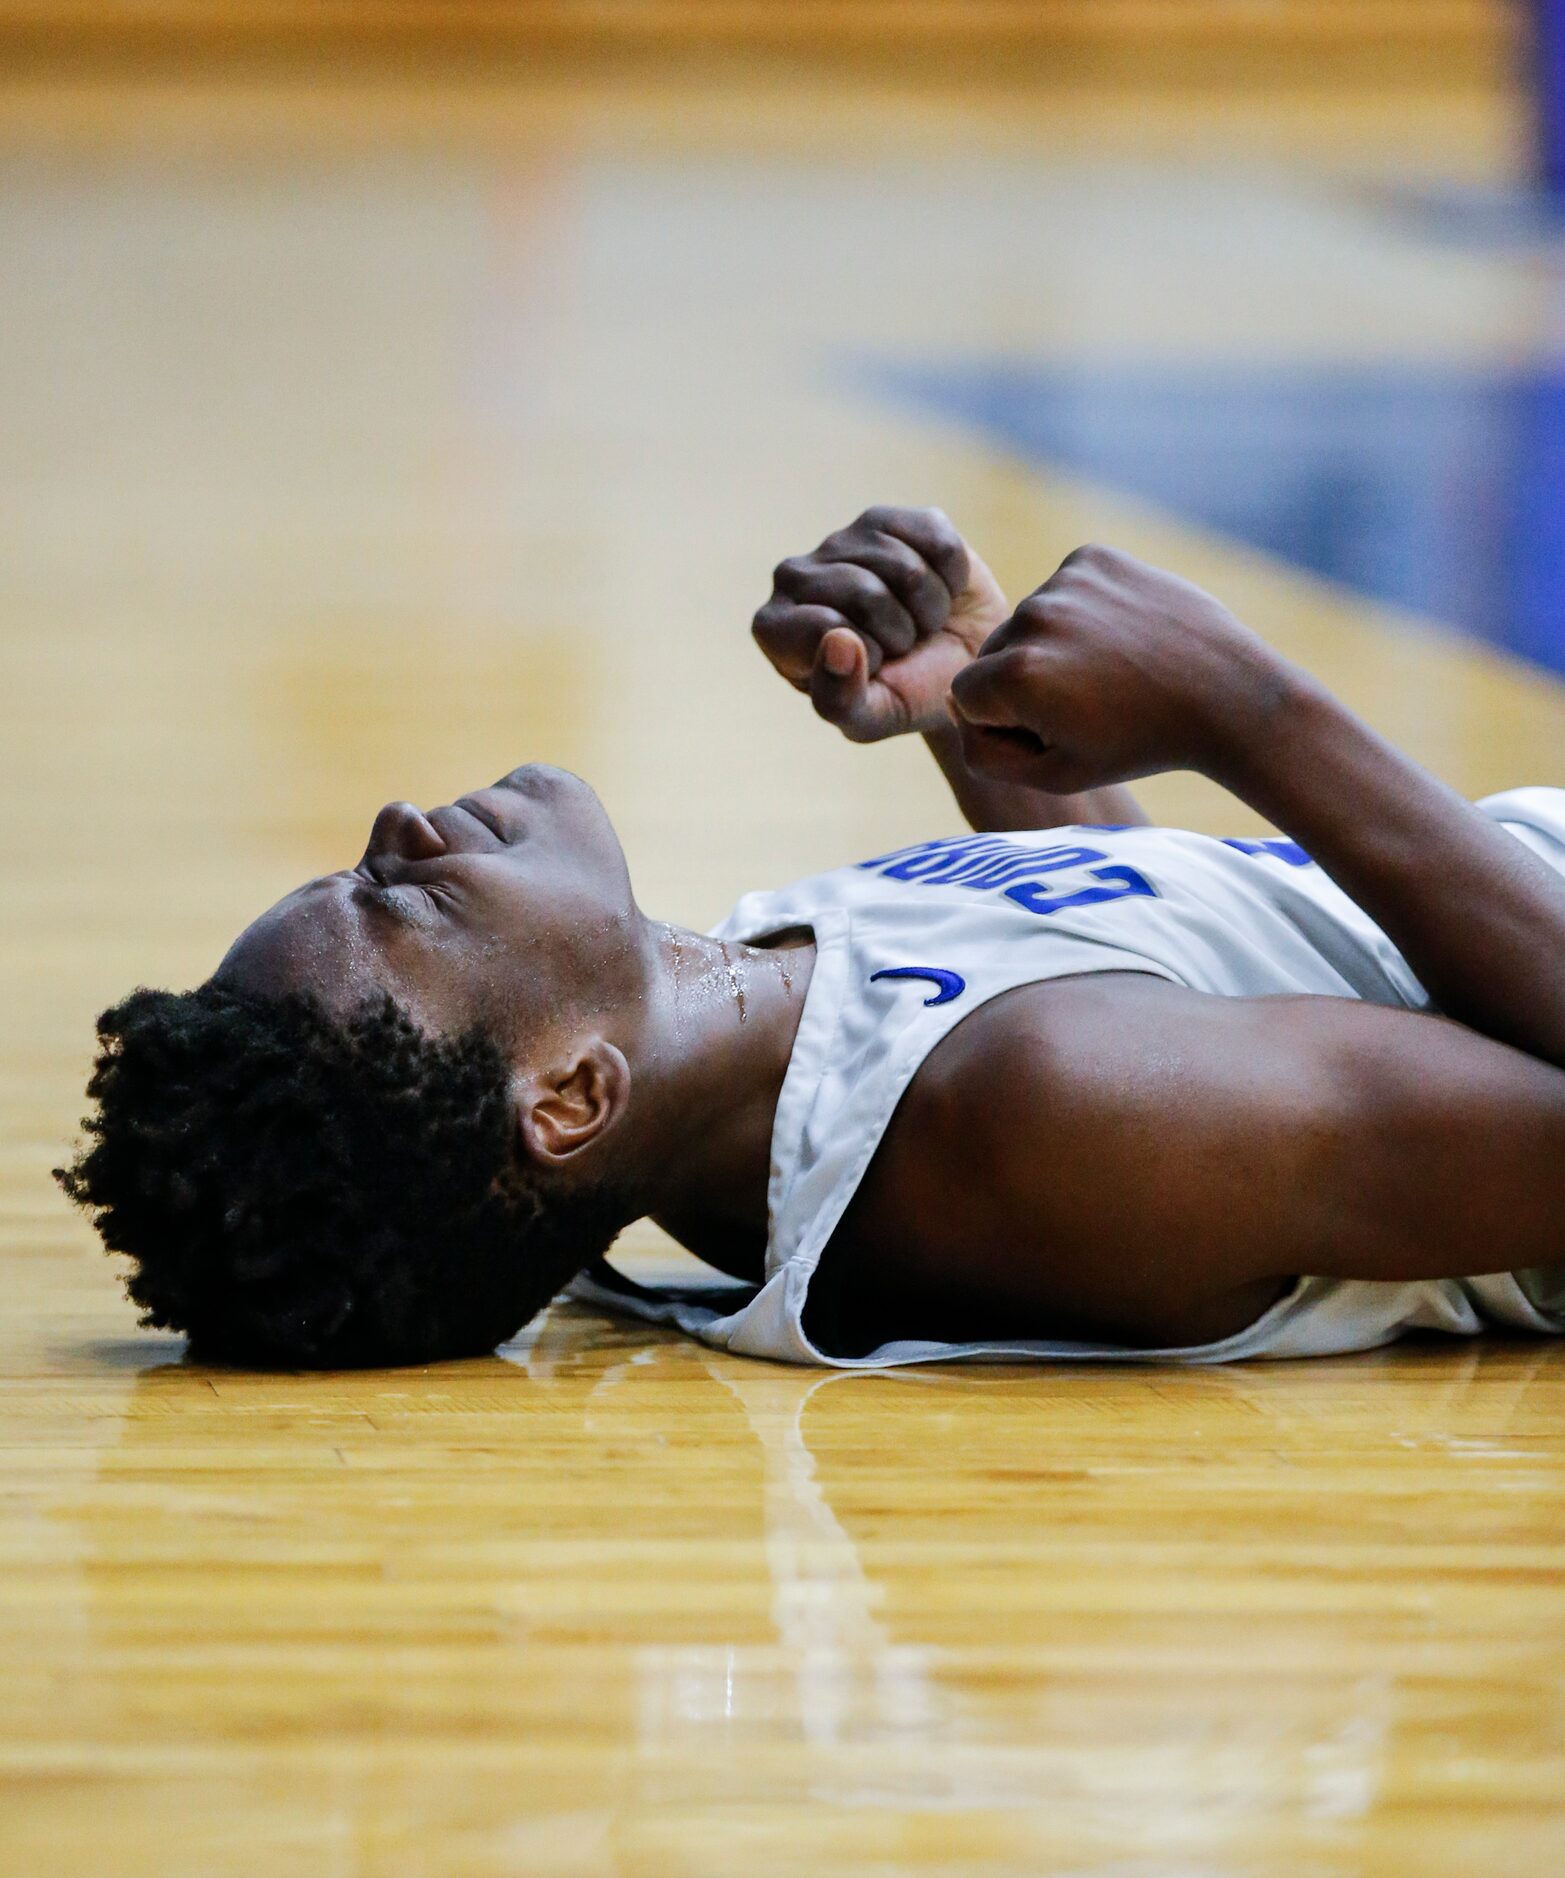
[910,969,1182,1124]
[861,969,1174,1181]
[840,971,1182,1290]
[828,969,1306,1348]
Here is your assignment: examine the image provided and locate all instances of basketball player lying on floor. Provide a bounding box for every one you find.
[59,507,1565,1370]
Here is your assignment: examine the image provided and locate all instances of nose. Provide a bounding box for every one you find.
[361,801,446,868]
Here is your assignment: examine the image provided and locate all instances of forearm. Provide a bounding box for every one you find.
[1212,669,1565,1069]
[923,720,1148,834]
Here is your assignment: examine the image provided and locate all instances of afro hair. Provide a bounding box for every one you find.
[56,984,630,1367]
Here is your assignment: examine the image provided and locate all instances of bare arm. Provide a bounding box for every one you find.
[950,543,1565,1069]
[1030,981,1565,1300]
[1215,680,1565,1069]
[860,974,1565,1348]
[827,540,1565,1343]
[751,507,1147,835]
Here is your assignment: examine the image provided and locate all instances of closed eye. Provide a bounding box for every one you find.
[352,878,445,928]
[393,879,457,919]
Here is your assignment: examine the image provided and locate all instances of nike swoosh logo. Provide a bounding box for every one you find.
[869,966,967,1007]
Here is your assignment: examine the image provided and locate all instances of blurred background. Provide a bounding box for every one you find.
[7,9,1565,1874]
[7,0,1565,1217]
[5,2,1564,1011]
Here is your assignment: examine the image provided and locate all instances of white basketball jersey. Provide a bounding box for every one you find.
[570,787,1565,1368]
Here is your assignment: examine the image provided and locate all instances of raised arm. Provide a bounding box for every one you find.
[751,506,1147,834]
[830,550,1565,1342]
[949,544,1565,1070]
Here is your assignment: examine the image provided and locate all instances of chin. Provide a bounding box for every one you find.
[497,763,585,799]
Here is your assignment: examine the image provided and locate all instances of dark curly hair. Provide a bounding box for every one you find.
[55,984,631,1368]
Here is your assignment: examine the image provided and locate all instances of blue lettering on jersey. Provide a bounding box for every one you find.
[1220,837,1313,867]
[1003,863,1157,916]
[858,829,1315,919]
[869,966,967,1006]
[858,834,1158,919]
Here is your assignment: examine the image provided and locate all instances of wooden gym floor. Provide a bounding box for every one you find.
[4,65,1565,1876]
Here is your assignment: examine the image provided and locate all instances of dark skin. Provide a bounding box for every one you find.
[219,507,1565,1349]
[216,766,812,1278]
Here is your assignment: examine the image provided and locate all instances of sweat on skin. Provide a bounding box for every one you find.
[72,506,1565,1364]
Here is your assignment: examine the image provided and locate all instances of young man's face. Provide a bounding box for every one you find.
[215,765,641,1049]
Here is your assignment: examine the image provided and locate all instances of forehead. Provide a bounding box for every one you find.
[214,876,393,1015]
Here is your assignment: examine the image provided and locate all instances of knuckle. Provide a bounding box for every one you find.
[753,594,797,628]
[949,660,989,708]
[831,563,876,604]
[1014,642,1053,683]
[1033,593,1077,629]
[978,648,1019,692]
[901,503,957,547]
[877,552,924,599]
[871,567,913,609]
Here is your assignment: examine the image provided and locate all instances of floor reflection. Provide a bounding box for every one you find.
[634,1366,945,1775]
[21,1295,1565,1868]
[8,61,1565,1871]
[606,1346,1416,1829]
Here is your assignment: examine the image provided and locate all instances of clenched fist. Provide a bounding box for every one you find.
[751,505,1008,742]
[949,544,1295,793]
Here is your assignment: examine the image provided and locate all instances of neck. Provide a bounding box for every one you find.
[632,920,815,1260]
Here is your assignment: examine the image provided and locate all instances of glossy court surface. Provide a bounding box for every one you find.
[5,64,1565,1876]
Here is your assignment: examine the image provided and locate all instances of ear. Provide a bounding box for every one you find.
[513,1040,632,1169]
